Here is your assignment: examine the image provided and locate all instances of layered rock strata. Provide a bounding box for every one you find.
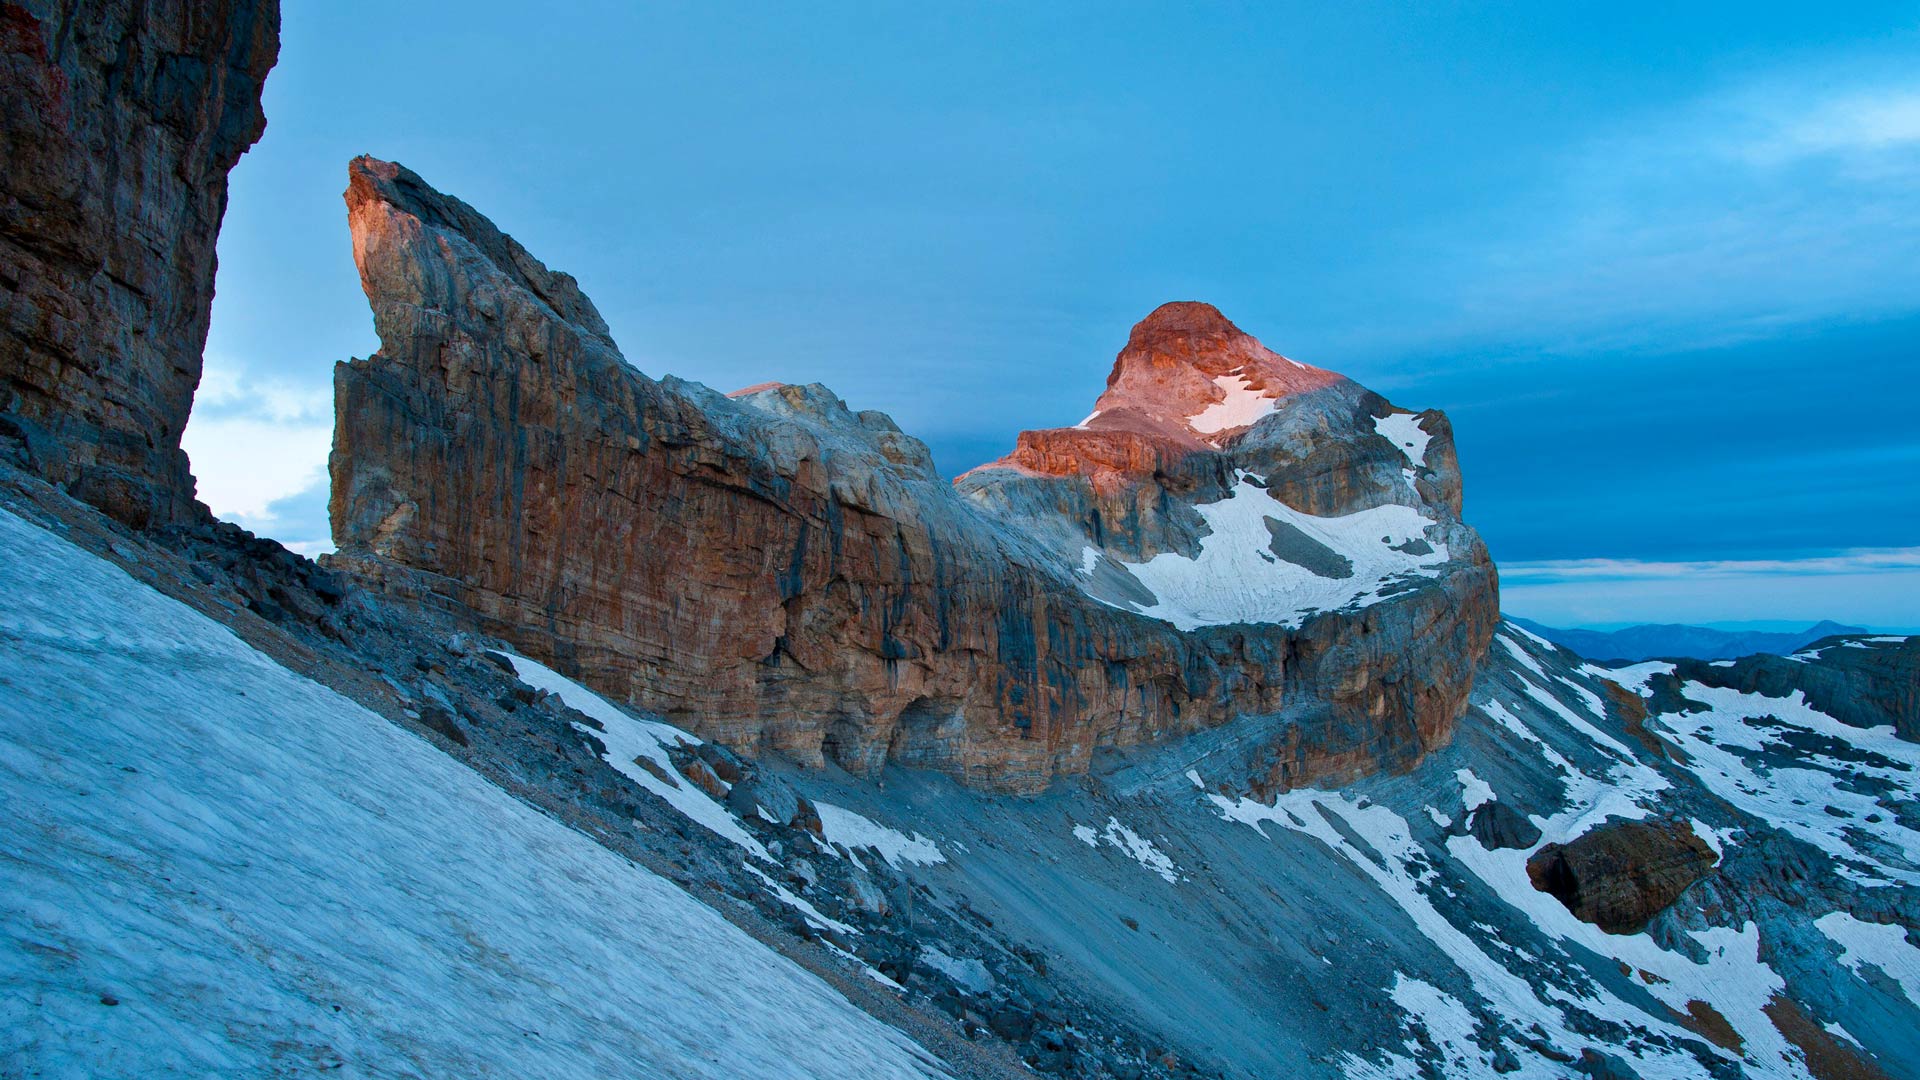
[0,0,280,527]
[330,158,1496,794]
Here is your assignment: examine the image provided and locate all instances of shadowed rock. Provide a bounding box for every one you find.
[1,0,280,527]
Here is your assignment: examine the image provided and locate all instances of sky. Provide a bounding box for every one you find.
[184,1,1920,630]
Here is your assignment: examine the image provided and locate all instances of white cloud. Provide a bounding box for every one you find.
[181,355,334,549]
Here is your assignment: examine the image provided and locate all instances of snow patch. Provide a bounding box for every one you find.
[816,803,946,869]
[1817,912,1920,1006]
[1091,473,1448,630]
[1188,371,1280,435]
[504,651,769,860]
[1372,412,1431,467]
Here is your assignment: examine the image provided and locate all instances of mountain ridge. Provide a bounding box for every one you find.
[1512,616,1868,661]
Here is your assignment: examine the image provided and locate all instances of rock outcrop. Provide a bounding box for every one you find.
[0,0,279,527]
[959,302,1497,790]
[1527,819,1719,934]
[329,157,1496,794]
[1661,638,1920,743]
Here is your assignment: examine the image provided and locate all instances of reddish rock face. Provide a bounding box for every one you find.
[329,157,1497,795]
[0,0,280,527]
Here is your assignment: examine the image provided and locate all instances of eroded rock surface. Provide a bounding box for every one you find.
[1,0,279,527]
[329,158,1495,794]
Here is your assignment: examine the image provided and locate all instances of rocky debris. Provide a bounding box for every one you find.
[1527,819,1719,934]
[327,158,1495,797]
[1,0,279,527]
[1466,801,1542,850]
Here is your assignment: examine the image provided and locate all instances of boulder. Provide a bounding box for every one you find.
[1527,820,1717,934]
[1467,802,1542,850]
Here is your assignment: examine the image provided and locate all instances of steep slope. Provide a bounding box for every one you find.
[1,0,279,527]
[328,158,1495,796]
[1512,619,1871,663]
[0,504,949,1079]
[720,624,1919,1080]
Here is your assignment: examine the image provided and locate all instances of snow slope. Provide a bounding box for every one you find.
[0,508,947,1079]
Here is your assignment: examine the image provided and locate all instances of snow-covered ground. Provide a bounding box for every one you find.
[0,509,947,1079]
[1080,472,1448,630]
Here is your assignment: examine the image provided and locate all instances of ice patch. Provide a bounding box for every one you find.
[0,509,947,1079]
[919,947,994,995]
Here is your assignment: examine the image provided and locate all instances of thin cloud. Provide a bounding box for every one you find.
[1501,548,1920,629]
[1357,70,1920,360]
[1503,548,1920,583]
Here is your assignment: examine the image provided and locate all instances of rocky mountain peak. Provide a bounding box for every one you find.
[328,158,1496,797]
[1082,301,1344,446]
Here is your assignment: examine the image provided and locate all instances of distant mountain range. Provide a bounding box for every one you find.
[1509,617,1867,661]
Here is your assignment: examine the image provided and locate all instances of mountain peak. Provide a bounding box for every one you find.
[1083,302,1344,444]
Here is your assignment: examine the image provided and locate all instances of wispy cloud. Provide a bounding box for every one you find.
[1503,548,1920,583]
[1363,69,1920,360]
[1501,548,1920,629]
[180,356,334,553]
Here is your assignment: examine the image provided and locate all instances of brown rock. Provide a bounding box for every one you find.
[1527,819,1718,934]
[327,158,1496,795]
[1,0,280,527]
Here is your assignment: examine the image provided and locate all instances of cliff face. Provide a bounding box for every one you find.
[330,158,1496,795]
[0,0,279,527]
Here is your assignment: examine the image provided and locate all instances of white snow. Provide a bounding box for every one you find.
[1187,371,1279,435]
[1211,787,1722,1078]
[1689,818,1732,861]
[918,947,994,995]
[0,508,946,1079]
[1372,413,1431,467]
[503,651,770,859]
[1817,913,1920,1006]
[815,803,946,869]
[1650,682,1920,886]
[743,862,859,937]
[1087,817,1181,884]
[1454,768,1494,812]
[1092,473,1448,630]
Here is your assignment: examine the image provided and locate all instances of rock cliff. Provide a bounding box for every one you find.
[0,0,280,527]
[329,157,1496,794]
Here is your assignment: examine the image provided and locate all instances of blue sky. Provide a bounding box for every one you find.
[184,2,1920,629]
